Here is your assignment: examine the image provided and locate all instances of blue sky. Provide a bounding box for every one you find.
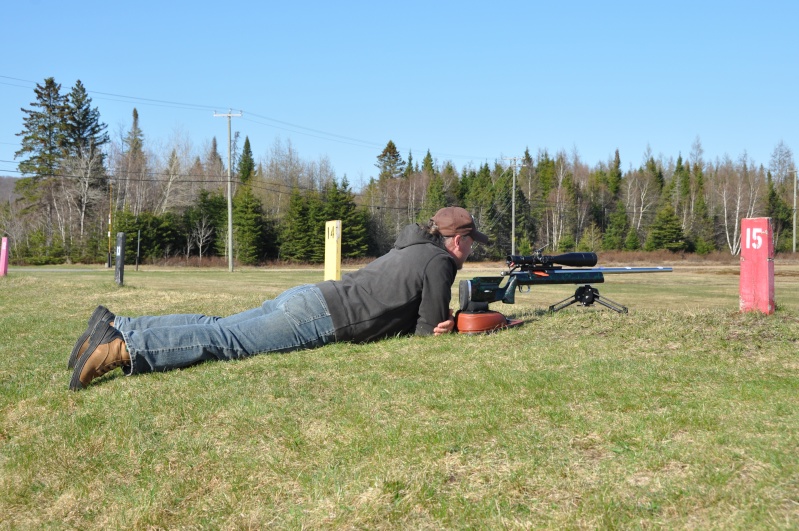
[1,1,797,187]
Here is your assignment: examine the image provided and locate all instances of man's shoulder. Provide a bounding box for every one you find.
[377,239,452,275]
[394,224,435,247]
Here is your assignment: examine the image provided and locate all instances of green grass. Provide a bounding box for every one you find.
[1,262,799,529]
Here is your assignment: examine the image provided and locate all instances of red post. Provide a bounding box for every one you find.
[739,218,774,314]
[0,237,8,276]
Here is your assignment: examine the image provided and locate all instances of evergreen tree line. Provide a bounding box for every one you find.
[363,140,797,258]
[3,78,797,266]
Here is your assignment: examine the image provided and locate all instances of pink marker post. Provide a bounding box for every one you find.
[739,218,775,314]
[0,237,8,276]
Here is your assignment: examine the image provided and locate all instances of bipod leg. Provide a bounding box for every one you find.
[548,285,597,313]
[593,293,628,313]
[548,285,628,314]
[579,285,628,313]
[548,293,580,313]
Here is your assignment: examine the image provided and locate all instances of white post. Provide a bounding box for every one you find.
[325,220,342,281]
[792,169,797,253]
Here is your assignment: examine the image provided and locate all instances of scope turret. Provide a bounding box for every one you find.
[506,252,598,268]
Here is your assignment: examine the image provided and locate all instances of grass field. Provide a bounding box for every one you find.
[1,257,799,529]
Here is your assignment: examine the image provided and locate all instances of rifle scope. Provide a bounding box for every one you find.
[506,252,598,268]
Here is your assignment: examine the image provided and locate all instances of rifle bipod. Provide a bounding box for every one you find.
[548,285,628,314]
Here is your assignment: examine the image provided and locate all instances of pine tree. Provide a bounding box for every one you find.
[418,174,447,223]
[458,167,475,205]
[766,176,793,252]
[422,150,436,177]
[375,140,405,180]
[645,156,665,191]
[624,227,641,251]
[535,151,556,198]
[577,221,603,251]
[690,164,715,254]
[306,191,326,263]
[61,80,110,243]
[237,136,255,185]
[677,156,691,199]
[323,178,369,258]
[488,166,515,255]
[608,149,622,196]
[602,201,628,250]
[279,190,313,261]
[119,108,148,215]
[528,150,556,245]
[557,234,576,252]
[440,161,460,205]
[644,204,686,252]
[341,207,370,259]
[14,78,70,261]
[15,77,68,180]
[233,185,266,265]
[205,137,225,186]
[403,150,414,178]
[63,80,108,162]
[587,150,623,236]
[463,163,495,258]
[125,108,145,156]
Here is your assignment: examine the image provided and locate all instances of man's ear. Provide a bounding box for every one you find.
[446,234,462,250]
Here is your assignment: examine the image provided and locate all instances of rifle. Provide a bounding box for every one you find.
[455,249,672,333]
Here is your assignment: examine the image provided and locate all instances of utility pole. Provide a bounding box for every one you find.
[503,156,524,255]
[791,168,797,253]
[214,109,242,272]
[107,178,113,268]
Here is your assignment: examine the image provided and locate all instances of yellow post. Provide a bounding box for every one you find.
[324,220,342,281]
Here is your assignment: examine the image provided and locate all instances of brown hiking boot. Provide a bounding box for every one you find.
[67,305,116,369]
[69,326,130,391]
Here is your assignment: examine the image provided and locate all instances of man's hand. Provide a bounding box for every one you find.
[433,310,455,335]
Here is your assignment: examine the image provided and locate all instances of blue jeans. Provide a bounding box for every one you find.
[114,284,336,374]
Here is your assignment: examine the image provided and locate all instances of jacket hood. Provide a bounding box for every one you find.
[394,224,445,250]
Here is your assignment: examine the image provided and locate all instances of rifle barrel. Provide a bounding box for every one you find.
[590,267,673,274]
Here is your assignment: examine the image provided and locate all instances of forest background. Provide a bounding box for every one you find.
[1,78,796,266]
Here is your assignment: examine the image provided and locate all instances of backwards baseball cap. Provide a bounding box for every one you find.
[431,207,490,244]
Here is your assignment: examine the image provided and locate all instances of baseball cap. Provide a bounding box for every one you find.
[431,207,489,244]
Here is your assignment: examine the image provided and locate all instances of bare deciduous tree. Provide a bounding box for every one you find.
[61,146,105,237]
[715,153,765,254]
[192,216,215,264]
[545,151,572,250]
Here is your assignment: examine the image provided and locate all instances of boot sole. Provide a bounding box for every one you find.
[67,306,114,369]
[69,324,123,391]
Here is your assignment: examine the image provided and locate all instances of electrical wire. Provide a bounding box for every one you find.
[1,73,499,166]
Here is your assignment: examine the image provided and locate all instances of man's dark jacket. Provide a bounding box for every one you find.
[317,224,457,343]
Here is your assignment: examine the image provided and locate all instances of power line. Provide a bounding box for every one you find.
[242,113,383,150]
[1,73,500,166]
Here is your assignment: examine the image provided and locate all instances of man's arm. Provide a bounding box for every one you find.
[433,309,455,335]
[415,255,457,335]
